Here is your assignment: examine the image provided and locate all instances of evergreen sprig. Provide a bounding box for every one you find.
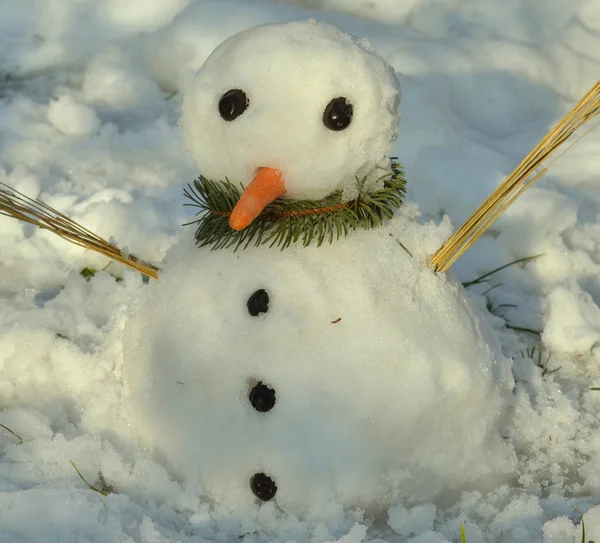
[184,160,406,250]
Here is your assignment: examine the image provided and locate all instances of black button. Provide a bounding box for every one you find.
[247,289,269,316]
[249,382,276,412]
[250,473,277,501]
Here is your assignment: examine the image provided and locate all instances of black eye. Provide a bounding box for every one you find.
[218,89,248,121]
[323,97,353,131]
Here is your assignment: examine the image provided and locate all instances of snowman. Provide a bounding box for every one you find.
[123,20,516,516]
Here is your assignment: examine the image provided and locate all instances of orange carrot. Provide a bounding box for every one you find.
[229,167,286,230]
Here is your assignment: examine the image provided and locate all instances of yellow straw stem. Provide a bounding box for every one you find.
[0,184,160,280]
[430,81,600,273]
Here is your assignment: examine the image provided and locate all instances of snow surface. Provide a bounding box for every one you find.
[0,1,599,542]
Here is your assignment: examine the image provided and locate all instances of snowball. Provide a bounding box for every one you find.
[123,206,515,515]
[180,20,400,199]
[47,95,100,136]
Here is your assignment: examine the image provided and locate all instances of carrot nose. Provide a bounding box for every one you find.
[229,167,286,230]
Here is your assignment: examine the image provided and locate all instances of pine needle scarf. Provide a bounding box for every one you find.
[184,160,406,251]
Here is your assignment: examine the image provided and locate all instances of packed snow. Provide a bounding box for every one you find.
[0,1,599,543]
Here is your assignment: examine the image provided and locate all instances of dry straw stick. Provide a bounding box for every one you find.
[430,80,600,273]
[0,183,159,279]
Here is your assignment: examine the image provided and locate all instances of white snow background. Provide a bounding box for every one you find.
[0,0,599,542]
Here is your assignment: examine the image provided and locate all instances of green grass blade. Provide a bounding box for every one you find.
[462,254,543,288]
[0,423,23,444]
[70,461,108,497]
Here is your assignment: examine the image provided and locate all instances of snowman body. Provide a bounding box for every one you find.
[123,20,515,515]
[123,206,515,514]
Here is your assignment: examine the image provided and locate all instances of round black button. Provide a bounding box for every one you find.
[247,289,269,316]
[249,382,276,412]
[250,472,277,501]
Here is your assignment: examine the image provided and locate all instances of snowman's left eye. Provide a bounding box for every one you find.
[218,89,249,121]
[323,97,353,131]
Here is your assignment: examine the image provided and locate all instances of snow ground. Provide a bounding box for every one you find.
[0,0,599,541]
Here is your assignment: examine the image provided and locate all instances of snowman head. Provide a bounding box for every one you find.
[180,20,401,230]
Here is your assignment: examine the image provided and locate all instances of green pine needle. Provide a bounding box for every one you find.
[184,160,406,251]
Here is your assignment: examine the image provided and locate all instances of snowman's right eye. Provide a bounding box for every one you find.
[218,89,249,121]
[323,97,353,131]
